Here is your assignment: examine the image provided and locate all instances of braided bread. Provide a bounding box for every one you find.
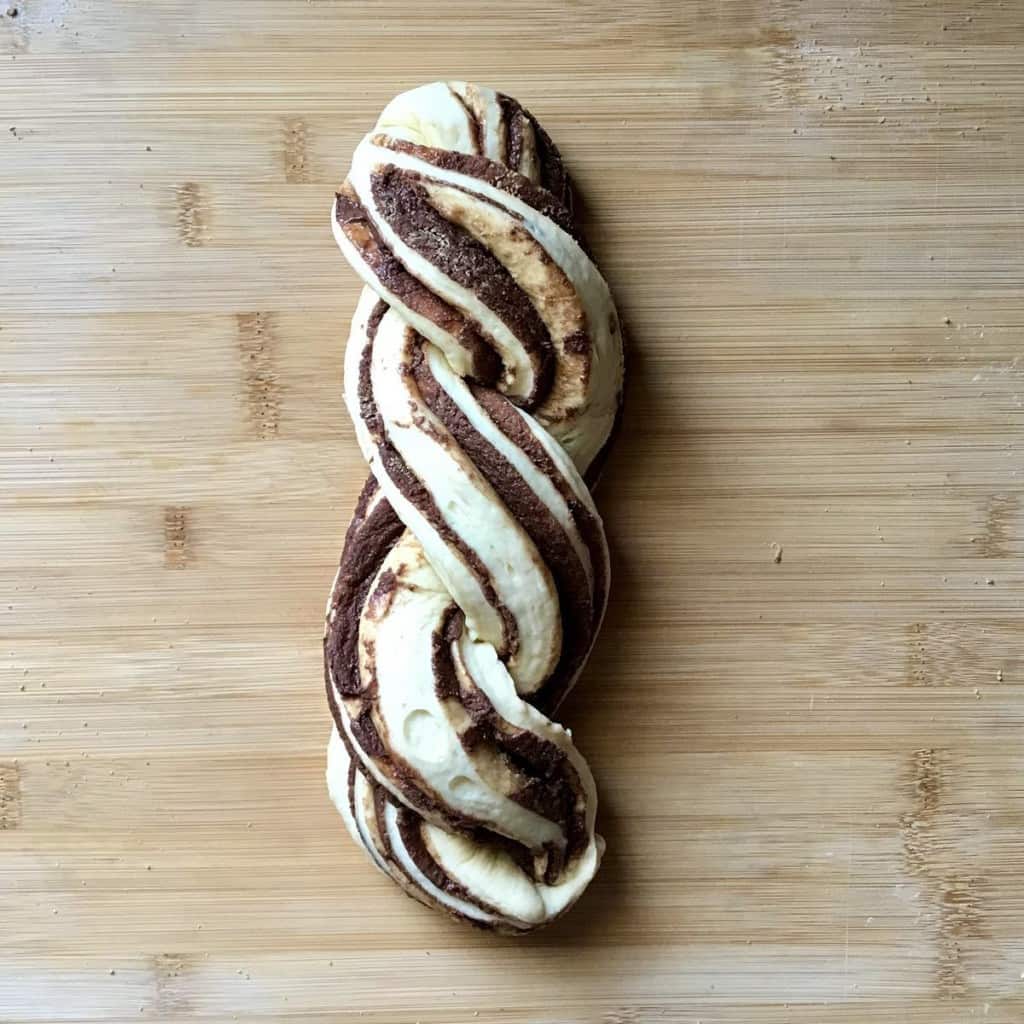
[324,82,624,932]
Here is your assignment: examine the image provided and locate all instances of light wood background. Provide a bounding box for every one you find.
[3,1,1024,1021]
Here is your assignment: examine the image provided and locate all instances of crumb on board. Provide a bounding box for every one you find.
[770,542,783,564]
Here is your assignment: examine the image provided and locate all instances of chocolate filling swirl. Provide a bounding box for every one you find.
[324,81,623,933]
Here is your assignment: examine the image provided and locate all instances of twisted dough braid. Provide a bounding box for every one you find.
[324,82,624,932]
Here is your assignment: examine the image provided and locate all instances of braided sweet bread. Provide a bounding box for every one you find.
[324,82,624,932]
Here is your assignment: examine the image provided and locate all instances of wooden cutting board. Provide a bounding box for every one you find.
[3,2,1023,1021]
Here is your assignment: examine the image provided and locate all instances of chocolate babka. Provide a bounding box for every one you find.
[324,82,624,932]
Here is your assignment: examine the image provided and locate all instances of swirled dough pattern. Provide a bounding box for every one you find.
[325,82,624,931]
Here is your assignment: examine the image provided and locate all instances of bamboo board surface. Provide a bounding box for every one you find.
[2,1,1024,1021]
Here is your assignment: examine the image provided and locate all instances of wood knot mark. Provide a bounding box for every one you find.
[898,748,986,996]
[905,623,970,688]
[174,182,206,247]
[765,35,805,109]
[151,953,192,1014]
[978,493,1018,558]
[163,506,191,569]
[898,748,942,917]
[906,622,930,686]
[601,1011,641,1024]
[0,763,21,830]
[283,117,310,184]
[236,312,282,438]
[936,874,986,997]
[908,747,942,822]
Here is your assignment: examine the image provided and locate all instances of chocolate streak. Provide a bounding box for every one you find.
[447,86,483,155]
[335,185,500,385]
[325,318,479,829]
[331,541,489,831]
[378,136,581,243]
[356,320,519,664]
[500,94,525,178]
[430,608,588,879]
[471,385,609,711]
[495,93,574,225]
[325,479,405,701]
[411,347,598,712]
[370,167,554,409]
[400,167,593,380]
